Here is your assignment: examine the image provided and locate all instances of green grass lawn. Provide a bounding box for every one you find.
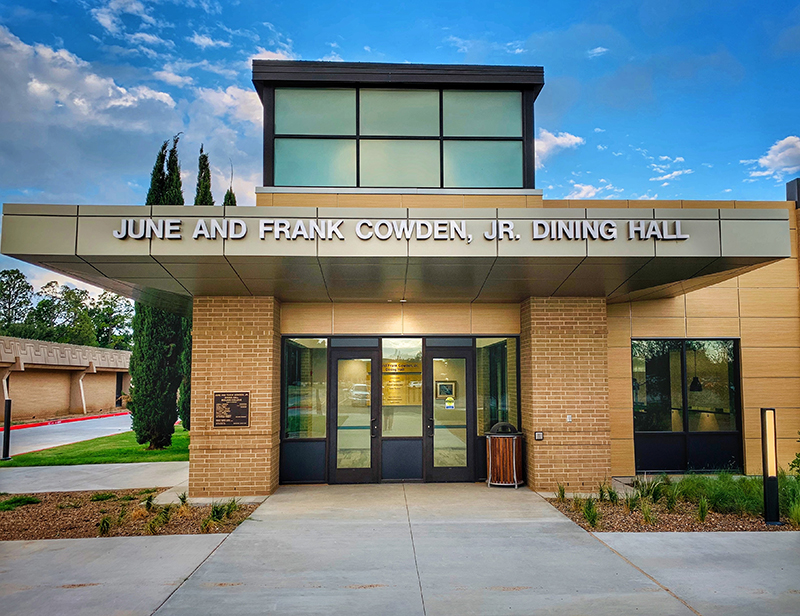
[0,428,189,467]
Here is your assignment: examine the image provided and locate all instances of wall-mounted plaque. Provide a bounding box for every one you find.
[214,391,250,427]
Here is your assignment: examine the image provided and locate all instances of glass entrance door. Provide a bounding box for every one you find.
[328,349,380,483]
[424,346,475,482]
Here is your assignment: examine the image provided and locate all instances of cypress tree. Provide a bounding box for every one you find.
[223,187,237,206]
[194,144,214,206]
[177,316,191,430]
[164,133,184,205]
[129,303,183,448]
[145,141,168,206]
[129,138,187,448]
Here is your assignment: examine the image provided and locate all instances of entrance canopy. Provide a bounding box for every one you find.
[1,203,791,314]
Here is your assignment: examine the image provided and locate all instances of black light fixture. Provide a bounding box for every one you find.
[761,408,782,525]
[689,348,703,392]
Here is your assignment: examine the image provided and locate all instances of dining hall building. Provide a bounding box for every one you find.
[3,61,800,498]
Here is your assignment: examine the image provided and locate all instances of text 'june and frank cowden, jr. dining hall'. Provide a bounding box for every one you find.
[3,60,800,497]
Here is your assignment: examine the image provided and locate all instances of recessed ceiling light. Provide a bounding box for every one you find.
[400,299,407,303]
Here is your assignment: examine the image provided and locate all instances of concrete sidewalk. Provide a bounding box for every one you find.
[153,483,800,616]
[5,414,133,456]
[2,483,799,616]
[0,535,224,616]
[0,461,188,493]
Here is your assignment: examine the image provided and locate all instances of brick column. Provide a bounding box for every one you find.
[520,298,611,491]
[188,297,281,498]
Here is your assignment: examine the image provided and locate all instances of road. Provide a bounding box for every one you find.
[3,413,132,456]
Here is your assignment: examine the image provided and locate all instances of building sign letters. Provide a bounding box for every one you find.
[112,218,690,243]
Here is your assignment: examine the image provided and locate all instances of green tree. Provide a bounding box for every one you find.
[194,144,214,206]
[0,269,34,327]
[164,133,184,205]
[223,187,237,206]
[128,137,187,448]
[21,281,98,346]
[145,141,168,206]
[89,292,133,350]
[128,303,183,448]
[177,316,191,430]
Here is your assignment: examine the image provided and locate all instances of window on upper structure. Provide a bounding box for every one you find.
[272,87,524,188]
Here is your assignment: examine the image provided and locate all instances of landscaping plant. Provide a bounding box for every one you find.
[556,482,566,503]
[697,496,709,522]
[582,497,599,528]
[98,516,112,536]
[641,500,656,525]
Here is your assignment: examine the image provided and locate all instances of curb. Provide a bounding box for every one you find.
[0,411,130,432]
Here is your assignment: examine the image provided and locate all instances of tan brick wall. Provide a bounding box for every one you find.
[8,369,71,419]
[520,298,611,491]
[189,297,281,498]
[82,372,119,413]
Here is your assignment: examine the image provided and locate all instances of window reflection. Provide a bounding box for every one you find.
[284,339,327,439]
[476,338,518,434]
[686,340,736,432]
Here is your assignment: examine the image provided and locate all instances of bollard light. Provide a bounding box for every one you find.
[761,408,781,525]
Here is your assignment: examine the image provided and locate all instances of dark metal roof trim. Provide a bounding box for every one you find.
[252,60,544,94]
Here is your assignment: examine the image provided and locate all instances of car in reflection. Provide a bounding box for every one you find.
[349,384,370,406]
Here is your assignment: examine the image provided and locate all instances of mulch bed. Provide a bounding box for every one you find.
[0,489,257,540]
[549,498,797,532]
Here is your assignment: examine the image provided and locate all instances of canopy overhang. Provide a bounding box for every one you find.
[1,204,791,315]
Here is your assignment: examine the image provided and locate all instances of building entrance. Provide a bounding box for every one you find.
[281,336,516,485]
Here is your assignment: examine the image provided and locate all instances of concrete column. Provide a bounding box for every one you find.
[519,298,611,492]
[189,297,281,498]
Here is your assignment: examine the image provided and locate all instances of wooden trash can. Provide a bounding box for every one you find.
[486,431,524,488]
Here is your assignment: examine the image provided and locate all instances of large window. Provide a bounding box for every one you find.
[632,339,739,433]
[476,337,519,434]
[284,338,328,438]
[273,87,523,188]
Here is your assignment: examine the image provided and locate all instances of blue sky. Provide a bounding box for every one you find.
[1,0,799,290]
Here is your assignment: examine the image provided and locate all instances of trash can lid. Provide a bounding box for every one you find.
[488,422,519,434]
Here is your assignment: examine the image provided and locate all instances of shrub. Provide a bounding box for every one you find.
[117,507,127,525]
[90,492,116,502]
[779,471,800,518]
[788,500,800,528]
[582,497,599,528]
[607,485,620,506]
[200,516,219,534]
[98,516,112,536]
[571,496,585,513]
[698,496,709,522]
[130,507,149,521]
[155,505,173,526]
[145,517,161,535]
[178,492,188,506]
[665,485,678,512]
[0,495,41,511]
[142,494,155,512]
[598,484,607,503]
[119,495,136,502]
[210,502,226,522]
[641,500,656,525]
[623,493,639,514]
[224,498,239,518]
[633,475,664,502]
[556,483,566,503]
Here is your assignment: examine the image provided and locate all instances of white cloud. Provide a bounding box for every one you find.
[593,127,605,133]
[187,32,231,49]
[320,51,344,62]
[535,128,584,169]
[195,85,261,124]
[658,155,671,161]
[126,32,172,48]
[153,69,193,87]
[743,136,800,180]
[444,35,527,56]
[587,46,609,58]
[364,46,372,52]
[612,151,623,156]
[723,188,732,192]
[674,156,685,163]
[661,182,669,186]
[597,145,607,151]
[565,180,623,199]
[702,162,713,168]
[90,0,156,35]
[650,169,693,181]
